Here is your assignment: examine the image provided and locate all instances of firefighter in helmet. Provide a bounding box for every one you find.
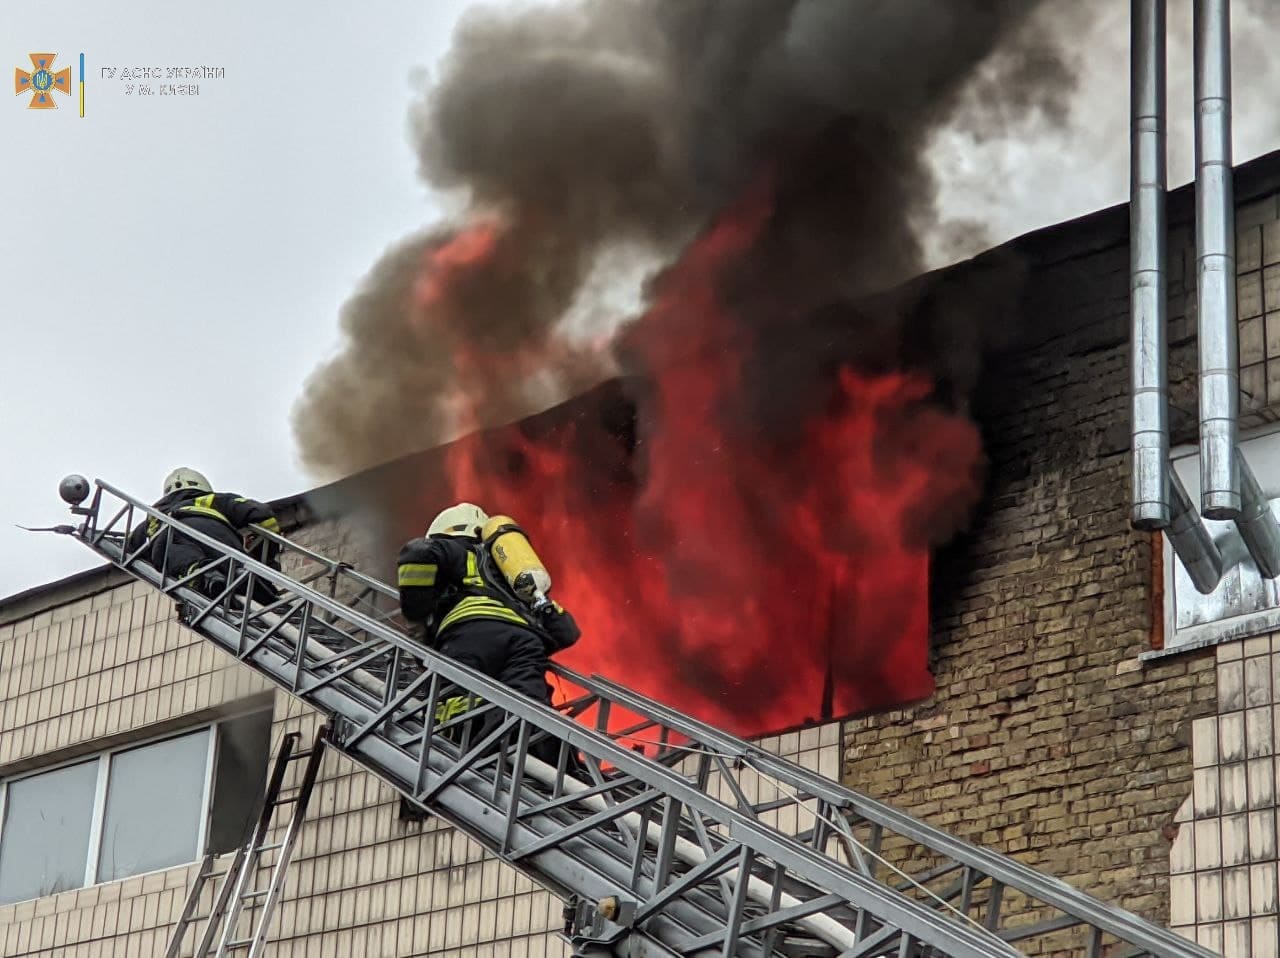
[126,467,282,602]
[396,503,580,758]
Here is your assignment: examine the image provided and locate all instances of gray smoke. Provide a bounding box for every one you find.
[929,0,1280,268]
[293,0,1085,481]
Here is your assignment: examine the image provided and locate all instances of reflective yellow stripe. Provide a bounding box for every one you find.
[398,563,438,588]
[462,551,484,588]
[259,516,281,532]
[441,607,529,631]
[440,595,506,622]
[438,595,527,632]
[178,502,232,524]
[434,695,480,723]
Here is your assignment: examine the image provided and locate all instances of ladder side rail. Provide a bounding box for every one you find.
[245,733,328,958]
[84,484,410,638]
[246,523,406,626]
[565,672,1212,958]
[247,523,397,600]
[70,489,957,952]
[187,826,255,957]
[71,483,1214,958]
[207,733,301,958]
[163,853,215,958]
[170,601,1023,958]
[81,483,465,685]
[75,536,829,955]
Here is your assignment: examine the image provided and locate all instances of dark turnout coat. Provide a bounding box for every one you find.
[396,535,580,702]
[126,488,281,582]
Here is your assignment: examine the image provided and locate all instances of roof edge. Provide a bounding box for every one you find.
[0,561,133,627]
[968,146,1280,274]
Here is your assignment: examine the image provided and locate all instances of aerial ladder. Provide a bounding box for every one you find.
[49,476,1212,958]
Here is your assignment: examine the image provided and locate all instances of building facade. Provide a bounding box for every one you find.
[6,153,1280,957]
[0,528,839,957]
[842,153,1280,956]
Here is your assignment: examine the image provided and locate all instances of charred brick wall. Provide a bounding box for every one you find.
[841,158,1280,954]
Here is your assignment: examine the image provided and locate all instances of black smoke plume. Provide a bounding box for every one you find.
[293,0,1080,484]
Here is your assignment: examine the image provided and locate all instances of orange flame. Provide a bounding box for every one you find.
[407,181,981,740]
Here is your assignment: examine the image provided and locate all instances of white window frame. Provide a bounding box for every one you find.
[1150,421,1280,657]
[0,705,268,904]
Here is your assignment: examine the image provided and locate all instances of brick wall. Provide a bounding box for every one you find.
[841,167,1280,954]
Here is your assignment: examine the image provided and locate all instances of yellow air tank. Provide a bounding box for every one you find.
[481,516,551,603]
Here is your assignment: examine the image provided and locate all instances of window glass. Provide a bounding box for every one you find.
[0,710,272,902]
[0,760,98,904]
[95,729,210,883]
[208,710,273,855]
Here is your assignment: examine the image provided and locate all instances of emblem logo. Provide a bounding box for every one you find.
[15,53,71,109]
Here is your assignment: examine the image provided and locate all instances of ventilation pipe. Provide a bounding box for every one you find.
[1236,456,1280,578]
[1169,469,1226,594]
[1130,0,1280,589]
[1194,0,1241,519]
[1195,0,1280,574]
[1130,0,1171,531]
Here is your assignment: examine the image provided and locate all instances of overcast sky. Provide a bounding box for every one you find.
[4,0,1280,599]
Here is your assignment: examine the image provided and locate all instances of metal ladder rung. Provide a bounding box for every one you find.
[165,727,328,958]
[87,481,1210,958]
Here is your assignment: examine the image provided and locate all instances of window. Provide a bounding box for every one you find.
[96,729,211,883]
[0,760,97,902]
[0,709,272,905]
[1158,424,1280,654]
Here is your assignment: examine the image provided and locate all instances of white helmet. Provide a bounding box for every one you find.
[427,502,489,538]
[163,467,212,497]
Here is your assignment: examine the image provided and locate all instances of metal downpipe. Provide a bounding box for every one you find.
[1168,469,1225,594]
[1130,0,1171,530]
[1194,0,1241,519]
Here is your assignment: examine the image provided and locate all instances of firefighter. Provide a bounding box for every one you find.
[126,467,282,602]
[396,503,580,763]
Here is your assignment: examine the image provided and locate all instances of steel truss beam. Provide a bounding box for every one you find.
[61,481,1211,958]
